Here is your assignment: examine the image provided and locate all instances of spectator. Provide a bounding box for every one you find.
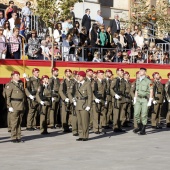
[92,51,101,62]
[45,35,52,48]
[41,40,50,60]
[104,50,113,62]
[122,52,130,63]
[5,1,14,20]
[113,51,122,62]
[145,52,155,63]
[21,1,32,30]
[98,25,108,47]
[53,23,63,43]
[136,52,145,63]
[8,12,17,31]
[119,29,127,49]
[75,21,80,33]
[9,27,21,59]
[162,52,169,64]
[0,27,7,59]
[3,21,12,40]
[82,8,91,37]
[28,29,40,59]
[106,26,114,48]
[134,30,144,49]
[90,23,99,48]
[113,33,121,49]
[68,28,79,46]
[0,11,5,27]
[124,28,136,49]
[63,33,76,61]
[19,17,26,37]
[110,14,120,35]
[62,16,73,36]
[95,10,103,26]
[49,42,61,60]
[80,26,88,45]
[70,5,75,26]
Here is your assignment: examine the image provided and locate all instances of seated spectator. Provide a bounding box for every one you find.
[53,23,63,43]
[0,11,5,27]
[62,16,73,36]
[5,1,14,20]
[49,43,62,60]
[113,32,122,49]
[134,30,144,49]
[122,52,130,63]
[9,27,21,59]
[113,51,122,62]
[162,52,169,64]
[28,29,40,59]
[154,48,162,63]
[8,12,17,32]
[45,35,52,48]
[0,27,7,59]
[92,51,101,62]
[75,21,80,33]
[3,21,12,41]
[98,25,108,47]
[136,52,145,63]
[119,29,127,49]
[68,28,79,46]
[145,52,155,63]
[41,40,50,60]
[104,50,113,62]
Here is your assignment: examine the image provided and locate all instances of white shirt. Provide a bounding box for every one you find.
[53,29,63,42]
[3,29,12,40]
[135,35,144,49]
[21,6,31,16]
[62,22,73,35]
[8,18,15,31]
[115,19,120,30]
[95,15,103,25]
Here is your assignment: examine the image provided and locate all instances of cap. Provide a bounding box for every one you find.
[167,73,170,77]
[52,67,59,72]
[136,71,140,75]
[73,70,78,75]
[65,69,72,73]
[152,72,159,78]
[93,71,97,74]
[77,71,86,77]
[140,67,147,71]
[11,71,20,76]
[32,68,40,73]
[105,69,113,75]
[41,75,49,79]
[116,68,124,72]
[86,69,93,73]
[124,71,129,75]
[97,70,104,74]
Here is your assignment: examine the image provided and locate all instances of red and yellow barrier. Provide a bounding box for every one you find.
[0,59,170,84]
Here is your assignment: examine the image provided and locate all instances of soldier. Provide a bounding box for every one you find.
[25,68,40,131]
[121,71,132,127]
[36,75,52,135]
[130,71,140,128]
[92,70,107,134]
[110,68,126,133]
[103,69,113,128]
[133,68,153,135]
[92,71,97,81]
[59,69,76,133]
[5,71,25,143]
[165,73,170,127]
[48,68,60,129]
[151,72,164,129]
[74,71,92,141]
[72,70,79,83]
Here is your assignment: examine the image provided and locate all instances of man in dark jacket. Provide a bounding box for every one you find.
[110,14,120,35]
[82,8,91,36]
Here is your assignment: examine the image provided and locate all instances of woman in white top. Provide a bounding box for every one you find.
[134,30,144,49]
[3,21,12,41]
[119,29,127,48]
[53,23,63,43]
[92,51,101,62]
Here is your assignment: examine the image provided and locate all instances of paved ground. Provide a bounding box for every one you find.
[0,124,170,170]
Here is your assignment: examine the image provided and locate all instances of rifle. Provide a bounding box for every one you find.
[113,78,121,109]
[63,79,71,112]
[39,84,45,115]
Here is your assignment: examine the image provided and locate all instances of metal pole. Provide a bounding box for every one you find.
[146,50,148,64]
[82,47,84,61]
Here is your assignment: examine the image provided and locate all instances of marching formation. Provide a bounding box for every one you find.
[3,67,170,143]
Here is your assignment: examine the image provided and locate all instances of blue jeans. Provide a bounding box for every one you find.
[13,50,20,59]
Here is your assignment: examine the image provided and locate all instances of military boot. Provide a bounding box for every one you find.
[139,125,146,135]
[133,123,142,133]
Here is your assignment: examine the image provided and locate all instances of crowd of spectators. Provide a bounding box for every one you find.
[0,1,169,63]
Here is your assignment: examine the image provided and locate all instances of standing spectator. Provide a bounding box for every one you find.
[136,52,145,63]
[82,9,91,37]
[53,23,63,43]
[70,5,75,26]
[124,28,136,49]
[9,27,21,59]
[113,33,122,49]
[5,1,14,20]
[0,27,7,59]
[90,23,99,48]
[28,30,40,59]
[95,10,103,26]
[0,11,5,27]
[21,1,32,30]
[98,25,108,47]
[104,50,113,62]
[19,17,26,37]
[62,16,73,36]
[113,51,122,62]
[40,40,50,60]
[80,26,88,45]
[106,26,114,48]
[122,52,130,63]
[92,51,101,62]
[110,14,120,35]
[135,30,144,49]
[8,12,17,31]
[75,21,80,33]
[119,29,127,49]
[3,21,12,40]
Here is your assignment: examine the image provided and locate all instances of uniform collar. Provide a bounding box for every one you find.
[140,75,145,81]
[33,76,38,80]
[80,80,85,85]
[53,76,57,79]
[13,80,19,84]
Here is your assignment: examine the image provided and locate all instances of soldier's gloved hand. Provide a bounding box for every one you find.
[72,98,76,103]
[163,99,166,103]
[65,98,69,103]
[147,98,153,107]
[29,95,35,100]
[168,100,170,103]
[73,102,76,106]
[52,97,55,102]
[9,107,14,112]
[133,97,136,105]
[105,101,108,106]
[23,73,27,78]
[95,98,100,103]
[153,100,157,105]
[85,106,90,112]
[40,101,45,105]
[115,94,121,99]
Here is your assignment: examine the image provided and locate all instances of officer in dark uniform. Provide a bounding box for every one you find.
[6,71,25,143]
[25,68,40,131]
[48,68,60,129]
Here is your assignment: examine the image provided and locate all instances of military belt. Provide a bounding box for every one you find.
[11,98,23,102]
[138,95,147,99]
[77,97,88,100]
